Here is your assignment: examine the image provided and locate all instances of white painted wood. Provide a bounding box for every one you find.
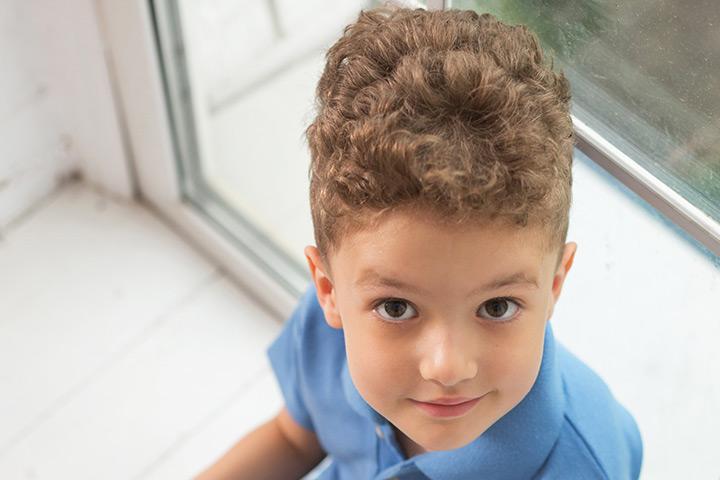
[140,372,283,480]
[97,0,301,319]
[0,272,280,480]
[0,182,300,480]
[1,2,78,230]
[144,201,300,320]
[0,184,217,454]
[141,371,331,480]
[0,0,133,232]
[95,0,180,207]
[61,0,133,199]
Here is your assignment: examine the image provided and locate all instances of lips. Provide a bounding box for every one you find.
[410,395,484,418]
[423,397,476,405]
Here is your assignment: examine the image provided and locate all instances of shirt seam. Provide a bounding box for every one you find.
[563,413,610,480]
[561,372,609,480]
[530,434,561,480]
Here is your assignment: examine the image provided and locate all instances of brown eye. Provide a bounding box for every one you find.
[374,299,416,322]
[478,298,520,322]
[384,300,406,317]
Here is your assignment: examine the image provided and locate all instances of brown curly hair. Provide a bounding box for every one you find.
[305,6,574,265]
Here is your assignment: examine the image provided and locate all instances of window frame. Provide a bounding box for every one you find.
[97,0,301,318]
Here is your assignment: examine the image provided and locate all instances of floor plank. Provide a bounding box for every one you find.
[0,184,219,453]
[140,371,282,480]
[0,272,280,479]
[0,183,284,480]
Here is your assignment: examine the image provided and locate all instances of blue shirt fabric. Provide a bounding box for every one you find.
[267,284,643,479]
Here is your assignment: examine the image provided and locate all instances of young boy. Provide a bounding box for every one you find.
[197,6,642,480]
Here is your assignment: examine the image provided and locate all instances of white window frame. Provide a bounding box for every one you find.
[96,0,301,318]
[97,0,719,320]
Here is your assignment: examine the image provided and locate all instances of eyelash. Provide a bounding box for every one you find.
[371,297,524,325]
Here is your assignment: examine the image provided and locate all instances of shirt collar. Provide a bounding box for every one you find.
[342,322,565,480]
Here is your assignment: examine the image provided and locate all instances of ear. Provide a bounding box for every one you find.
[304,245,343,329]
[547,242,577,319]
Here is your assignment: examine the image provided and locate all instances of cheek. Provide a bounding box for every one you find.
[482,326,545,393]
[343,323,414,397]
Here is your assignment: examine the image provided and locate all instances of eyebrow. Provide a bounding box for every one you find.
[355,269,539,297]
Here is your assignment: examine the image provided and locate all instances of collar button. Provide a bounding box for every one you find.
[375,425,385,439]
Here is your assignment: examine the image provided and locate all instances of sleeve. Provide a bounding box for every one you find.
[266,286,316,432]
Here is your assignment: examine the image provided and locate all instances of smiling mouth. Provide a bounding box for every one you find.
[410,394,487,418]
[423,396,476,405]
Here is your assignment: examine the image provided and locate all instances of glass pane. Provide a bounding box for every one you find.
[153,0,429,293]
[452,0,720,223]
[178,0,368,265]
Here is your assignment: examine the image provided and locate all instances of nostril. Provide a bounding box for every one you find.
[419,356,478,387]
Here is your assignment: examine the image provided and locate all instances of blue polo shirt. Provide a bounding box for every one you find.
[267,284,643,479]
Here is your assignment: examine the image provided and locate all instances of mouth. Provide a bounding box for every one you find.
[410,394,486,418]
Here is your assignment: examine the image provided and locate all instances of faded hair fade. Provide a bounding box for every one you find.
[305,6,574,263]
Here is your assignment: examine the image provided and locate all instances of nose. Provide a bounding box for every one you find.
[418,326,478,387]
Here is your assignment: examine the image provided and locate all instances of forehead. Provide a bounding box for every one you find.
[329,209,552,289]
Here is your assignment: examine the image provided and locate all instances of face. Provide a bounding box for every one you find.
[305,208,576,456]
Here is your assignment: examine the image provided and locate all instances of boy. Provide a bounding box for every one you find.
[197,6,643,480]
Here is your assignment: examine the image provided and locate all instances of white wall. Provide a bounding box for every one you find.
[0,0,131,232]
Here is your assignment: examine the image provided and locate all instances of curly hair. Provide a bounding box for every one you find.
[305,6,574,264]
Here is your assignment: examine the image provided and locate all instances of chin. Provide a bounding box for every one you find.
[410,425,485,452]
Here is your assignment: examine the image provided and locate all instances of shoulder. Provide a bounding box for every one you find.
[266,284,345,430]
[300,283,345,355]
[536,343,643,479]
[269,283,345,374]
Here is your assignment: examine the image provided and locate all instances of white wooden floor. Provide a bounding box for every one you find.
[0,182,285,479]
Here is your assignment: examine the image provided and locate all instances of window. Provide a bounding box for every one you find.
[452,0,720,250]
[152,0,427,297]
[151,0,719,299]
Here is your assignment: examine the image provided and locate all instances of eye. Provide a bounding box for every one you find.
[477,297,521,322]
[374,298,417,322]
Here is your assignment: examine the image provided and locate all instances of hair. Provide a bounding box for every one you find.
[305,6,574,266]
